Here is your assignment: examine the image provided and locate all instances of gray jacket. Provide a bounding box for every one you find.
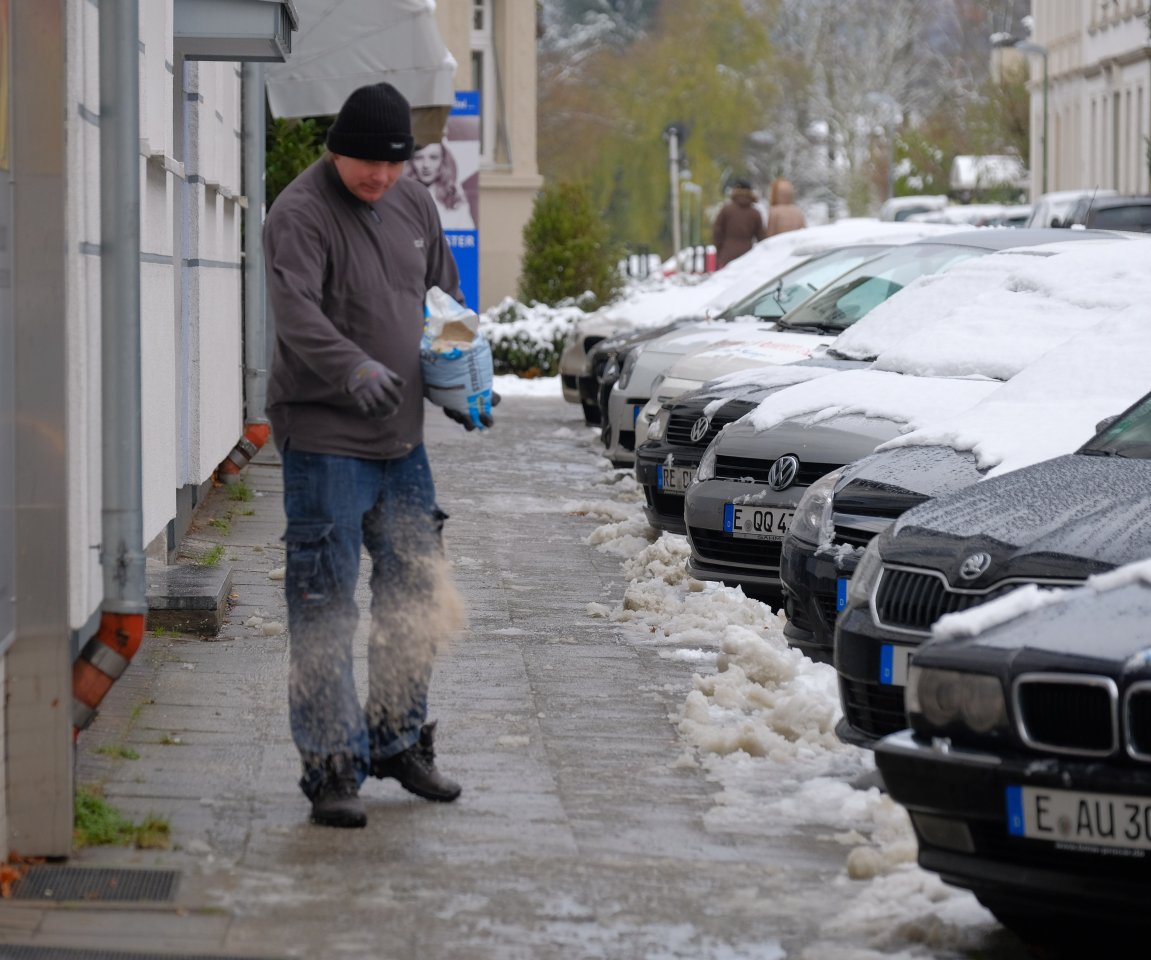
[264,156,462,459]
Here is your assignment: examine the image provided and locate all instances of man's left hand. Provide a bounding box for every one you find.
[443,406,494,431]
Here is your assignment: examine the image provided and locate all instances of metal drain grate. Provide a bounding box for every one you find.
[0,949,275,960]
[7,866,179,903]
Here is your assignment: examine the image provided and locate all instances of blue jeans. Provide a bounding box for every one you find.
[281,443,446,799]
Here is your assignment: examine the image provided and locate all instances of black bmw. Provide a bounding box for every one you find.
[875,563,1151,945]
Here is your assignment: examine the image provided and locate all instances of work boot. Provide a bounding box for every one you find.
[309,756,367,828]
[371,721,461,802]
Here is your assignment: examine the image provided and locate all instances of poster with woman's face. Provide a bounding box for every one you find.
[405,92,481,309]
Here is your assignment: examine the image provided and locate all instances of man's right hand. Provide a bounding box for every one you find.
[346,360,405,418]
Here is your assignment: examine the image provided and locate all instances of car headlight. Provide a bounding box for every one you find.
[787,467,843,547]
[906,666,1007,736]
[644,405,671,442]
[845,537,883,607]
[696,435,720,481]
[617,350,641,391]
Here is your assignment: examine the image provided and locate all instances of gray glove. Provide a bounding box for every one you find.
[346,360,405,418]
[441,391,499,431]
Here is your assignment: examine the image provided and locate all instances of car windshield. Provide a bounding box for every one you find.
[776,243,988,332]
[1082,395,1151,459]
[719,245,892,321]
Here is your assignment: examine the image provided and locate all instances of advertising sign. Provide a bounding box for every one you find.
[406,91,480,310]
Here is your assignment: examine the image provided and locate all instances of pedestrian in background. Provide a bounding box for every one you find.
[263,82,486,829]
[712,177,767,269]
[765,177,806,237]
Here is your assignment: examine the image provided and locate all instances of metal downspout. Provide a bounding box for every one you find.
[218,62,270,482]
[73,0,147,735]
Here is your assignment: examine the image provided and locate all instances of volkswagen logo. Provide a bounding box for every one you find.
[767,455,800,491]
[958,552,992,581]
[689,416,711,443]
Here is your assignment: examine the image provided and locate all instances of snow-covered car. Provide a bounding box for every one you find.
[634,361,860,534]
[560,220,970,426]
[1026,187,1117,228]
[602,231,1021,468]
[835,384,1151,750]
[680,229,1134,624]
[684,372,999,612]
[594,241,902,462]
[875,558,1151,946]
[781,237,1151,676]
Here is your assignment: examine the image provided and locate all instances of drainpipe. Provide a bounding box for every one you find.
[73,0,146,734]
[217,63,270,482]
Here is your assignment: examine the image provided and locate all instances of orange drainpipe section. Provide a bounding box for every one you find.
[217,421,271,481]
[72,611,147,739]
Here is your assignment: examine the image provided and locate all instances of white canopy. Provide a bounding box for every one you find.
[264,0,457,118]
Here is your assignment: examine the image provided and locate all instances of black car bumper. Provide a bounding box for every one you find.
[834,596,921,747]
[780,535,863,665]
[635,445,701,535]
[876,730,1151,921]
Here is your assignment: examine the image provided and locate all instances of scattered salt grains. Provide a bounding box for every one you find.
[496,735,530,747]
[182,662,195,671]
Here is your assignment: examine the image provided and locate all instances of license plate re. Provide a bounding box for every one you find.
[658,465,695,494]
[879,643,912,686]
[723,503,794,540]
[1007,784,1151,853]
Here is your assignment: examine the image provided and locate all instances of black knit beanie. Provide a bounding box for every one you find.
[326,83,414,162]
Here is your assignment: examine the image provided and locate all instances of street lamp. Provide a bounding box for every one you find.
[992,32,1049,195]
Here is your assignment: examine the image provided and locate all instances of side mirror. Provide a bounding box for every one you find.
[1049,217,1064,228]
[1095,415,1119,434]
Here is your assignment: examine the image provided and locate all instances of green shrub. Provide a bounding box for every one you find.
[518,181,623,310]
[266,117,330,207]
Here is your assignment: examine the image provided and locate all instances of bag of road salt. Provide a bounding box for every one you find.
[421,287,494,430]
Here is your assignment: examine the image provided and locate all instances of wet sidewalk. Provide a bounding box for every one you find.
[0,393,848,959]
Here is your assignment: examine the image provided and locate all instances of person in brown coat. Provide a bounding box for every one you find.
[766,177,806,237]
[712,178,767,269]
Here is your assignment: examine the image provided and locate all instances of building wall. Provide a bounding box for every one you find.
[1033,0,1151,196]
[436,0,540,309]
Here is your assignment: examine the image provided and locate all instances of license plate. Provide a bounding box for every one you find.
[633,404,642,425]
[836,577,848,612]
[879,643,912,686]
[1007,785,1151,853]
[658,465,695,494]
[723,503,794,540]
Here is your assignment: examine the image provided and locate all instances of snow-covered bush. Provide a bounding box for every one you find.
[479,297,588,377]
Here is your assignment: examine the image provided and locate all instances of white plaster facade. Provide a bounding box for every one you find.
[1029,0,1151,196]
[4,0,247,856]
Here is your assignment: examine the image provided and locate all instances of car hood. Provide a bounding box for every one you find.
[834,445,982,516]
[918,568,1151,679]
[888,453,1151,583]
[713,412,903,463]
[662,330,834,384]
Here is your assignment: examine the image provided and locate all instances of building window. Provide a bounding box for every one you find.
[471,0,497,166]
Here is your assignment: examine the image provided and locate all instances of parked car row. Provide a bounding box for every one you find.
[560,221,1151,946]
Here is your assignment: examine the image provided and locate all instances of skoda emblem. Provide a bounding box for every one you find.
[767,455,800,491]
[689,416,711,443]
[958,552,992,581]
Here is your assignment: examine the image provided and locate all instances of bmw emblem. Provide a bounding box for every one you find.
[689,416,711,443]
[767,455,800,491]
[958,552,992,581]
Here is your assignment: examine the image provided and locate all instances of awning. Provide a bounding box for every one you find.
[265,0,456,141]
